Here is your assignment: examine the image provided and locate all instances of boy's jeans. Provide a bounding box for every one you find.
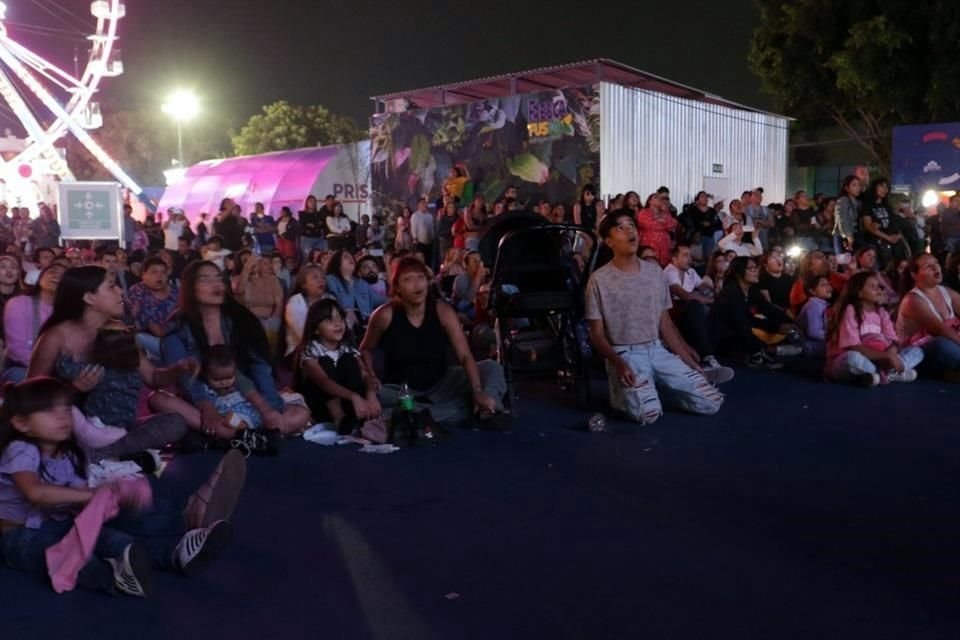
[606,341,723,424]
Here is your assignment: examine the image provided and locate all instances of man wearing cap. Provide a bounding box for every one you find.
[585,208,724,425]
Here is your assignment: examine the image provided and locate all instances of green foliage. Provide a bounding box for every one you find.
[749,0,960,171]
[230,101,365,156]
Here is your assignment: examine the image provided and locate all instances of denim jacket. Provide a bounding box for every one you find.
[325,275,387,319]
[161,315,283,411]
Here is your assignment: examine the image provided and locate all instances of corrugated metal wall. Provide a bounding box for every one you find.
[599,82,789,207]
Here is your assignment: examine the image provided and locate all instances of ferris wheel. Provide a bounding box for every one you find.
[0,0,141,199]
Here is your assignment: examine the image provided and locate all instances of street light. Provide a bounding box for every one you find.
[161,89,199,168]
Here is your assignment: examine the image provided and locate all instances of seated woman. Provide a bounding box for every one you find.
[296,299,380,434]
[2,263,63,382]
[161,261,311,437]
[895,253,960,380]
[360,257,510,428]
[283,263,334,359]
[325,249,387,333]
[26,266,188,460]
[700,251,729,297]
[708,256,799,370]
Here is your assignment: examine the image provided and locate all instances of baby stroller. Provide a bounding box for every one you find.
[485,222,598,412]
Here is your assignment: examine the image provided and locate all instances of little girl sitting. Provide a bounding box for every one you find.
[0,378,243,597]
[826,271,924,386]
[296,299,380,434]
[796,274,832,358]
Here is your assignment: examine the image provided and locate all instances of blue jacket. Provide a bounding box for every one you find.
[325,275,387,319]
[161,314,283,411]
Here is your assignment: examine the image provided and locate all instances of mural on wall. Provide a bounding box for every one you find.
[370,85,600,215]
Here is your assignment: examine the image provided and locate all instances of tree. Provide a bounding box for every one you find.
[749,0,960,172]
[231,101,366,156]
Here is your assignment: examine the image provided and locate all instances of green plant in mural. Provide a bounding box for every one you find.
[506,152,549,185]
[431,109,468,152]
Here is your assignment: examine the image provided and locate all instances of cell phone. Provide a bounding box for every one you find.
[742,231,753,243]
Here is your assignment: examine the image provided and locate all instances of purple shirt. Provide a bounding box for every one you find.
[128,282,179,332]
[3,295,52,366]
[798,296,828,346]
[0,441,85,529]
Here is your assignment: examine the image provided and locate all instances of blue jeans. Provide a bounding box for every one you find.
[1,365,26,383]
[829,346,924,382]
[299,236,326,259]
[919,336,960,374]
[1,498,186,593]
[607,341,724,424]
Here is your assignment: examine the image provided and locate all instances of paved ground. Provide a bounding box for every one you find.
[4,366,960,639]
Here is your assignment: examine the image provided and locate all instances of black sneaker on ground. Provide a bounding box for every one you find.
[175,520,232,577]
[229,429,281,457]
[108,542,151,598]
[747,351,784,370]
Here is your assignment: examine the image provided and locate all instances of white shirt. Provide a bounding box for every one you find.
[284,292,335,355]
[326,214,351,235]
[663,264,703,298]
[164,221,185,250]
[410,210,435,245]
[718,232,763,257]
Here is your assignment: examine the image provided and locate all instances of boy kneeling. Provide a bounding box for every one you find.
[586,209,724,424]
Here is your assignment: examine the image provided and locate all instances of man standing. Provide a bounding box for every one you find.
[410,198,435,265]
[213,199,245,252]
[122,204,136,251]
[585,210,723,424]
[663,245,733,384]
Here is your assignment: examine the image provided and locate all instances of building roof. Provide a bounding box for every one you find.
[371,58,786,118]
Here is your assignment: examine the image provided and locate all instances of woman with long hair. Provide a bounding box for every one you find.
[298,194,326,258]
[834,175,863,254]
[276,206,300,264]
[232,255,284,356]
[26,266,189,457]
[325,249,387,332]
[895,253,960,379]
[161,261,311,436]
[573,184,604,232]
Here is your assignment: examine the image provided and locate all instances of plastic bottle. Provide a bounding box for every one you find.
[588,412,607,432]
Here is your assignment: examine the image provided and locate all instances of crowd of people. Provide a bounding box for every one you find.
[1,162,959,598]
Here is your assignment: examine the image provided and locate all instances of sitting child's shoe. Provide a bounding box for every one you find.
[888,368,918,383]
[230,429,281,457]
[174,520,232,577]
[107,542,151,598]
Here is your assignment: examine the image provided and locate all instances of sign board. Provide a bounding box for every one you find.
[57,182,123,241]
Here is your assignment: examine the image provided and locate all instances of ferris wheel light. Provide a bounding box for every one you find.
[162,90,199,122]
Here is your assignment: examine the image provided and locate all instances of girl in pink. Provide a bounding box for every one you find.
[635,193,678,266]
[826,272,923,386]
[0,377,244,597]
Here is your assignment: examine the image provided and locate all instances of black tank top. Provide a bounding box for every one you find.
[381,302,448,391]
[581,202,597,230]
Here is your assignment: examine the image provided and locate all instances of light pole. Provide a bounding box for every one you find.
[161,89,199,167]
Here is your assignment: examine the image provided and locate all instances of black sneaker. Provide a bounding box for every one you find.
[229,429,281,457]
[747,351,784,370]
[108,542,151,598]
[174,520,232,577]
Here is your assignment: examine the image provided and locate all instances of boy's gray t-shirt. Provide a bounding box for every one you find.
[585,259,671,345]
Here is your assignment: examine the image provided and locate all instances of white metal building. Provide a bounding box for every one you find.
[372,59,790,206]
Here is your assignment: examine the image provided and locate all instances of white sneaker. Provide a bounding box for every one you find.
[701,356,735,384]
[107,542,150,598]
[888,368,918,383]
[174,520,232,577]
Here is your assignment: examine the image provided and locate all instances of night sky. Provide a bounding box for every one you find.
[6,0,766,129]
